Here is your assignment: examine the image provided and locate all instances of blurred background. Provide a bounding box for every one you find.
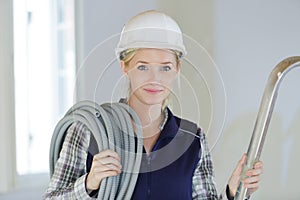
[1,0,300,199]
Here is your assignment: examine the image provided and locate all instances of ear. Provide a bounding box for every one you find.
[120,61,127,75]
[176,61,182,74]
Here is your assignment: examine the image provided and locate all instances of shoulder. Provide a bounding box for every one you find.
[64,121,92,148]
[173,115,202,136]
[172,114,209,146]
[67,121,90,134]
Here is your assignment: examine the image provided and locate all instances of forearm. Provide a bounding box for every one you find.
[44,121,93,199]
[44,174,93,199]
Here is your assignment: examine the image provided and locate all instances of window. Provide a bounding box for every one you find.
[14,0,75,175]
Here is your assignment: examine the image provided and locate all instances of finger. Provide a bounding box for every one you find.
[233,154,247,175]
[241,154,248,164]
[99,170,120,179]
[92,170,120,183]
[243,175,260,185]
[95,156,122,169]
[253,161,263,169]
[93,163,122,173]
[94,149,121,161]
[93,151,122,169]
[243,179,260,190]
[245,167,263,177]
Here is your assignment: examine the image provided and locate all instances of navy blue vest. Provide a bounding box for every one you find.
[87,108,201,200]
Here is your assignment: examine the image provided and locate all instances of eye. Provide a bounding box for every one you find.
[137,65,148,71]
[161,65,172,72]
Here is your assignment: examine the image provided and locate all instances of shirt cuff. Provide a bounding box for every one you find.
[226,184,234,200]
[224,185,251,200]
[74,173,95,199]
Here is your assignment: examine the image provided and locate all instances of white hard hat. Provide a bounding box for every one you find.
[116,10,187,59]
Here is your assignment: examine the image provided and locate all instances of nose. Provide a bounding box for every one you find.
[148,67,161,82]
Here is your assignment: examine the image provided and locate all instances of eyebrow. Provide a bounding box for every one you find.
[135,61,174,65]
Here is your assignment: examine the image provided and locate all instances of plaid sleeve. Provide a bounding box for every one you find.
[192,129,249,200]
[192,129,225,200]
[44,121,94,199]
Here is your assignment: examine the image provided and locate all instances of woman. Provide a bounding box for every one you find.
[45,10,263,199]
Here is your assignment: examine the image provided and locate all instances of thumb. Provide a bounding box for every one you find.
[228,154,248,196]
[233,154,247,176]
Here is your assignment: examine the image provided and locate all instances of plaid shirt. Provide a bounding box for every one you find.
[44,114,228,199]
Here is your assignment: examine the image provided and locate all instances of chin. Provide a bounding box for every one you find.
[141,96,166,106]
[143,99,163,106]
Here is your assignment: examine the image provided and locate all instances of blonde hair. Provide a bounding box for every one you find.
[120,48,139,66]
[120,48,181,109]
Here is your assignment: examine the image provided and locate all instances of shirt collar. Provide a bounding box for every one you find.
[158,108,168,131]
[159,107,180,139]
[119,98,179,138]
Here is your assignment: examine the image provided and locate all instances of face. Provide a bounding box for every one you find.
[121,48,181,107]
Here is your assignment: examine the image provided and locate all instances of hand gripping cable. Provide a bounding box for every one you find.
[49,100,143,199]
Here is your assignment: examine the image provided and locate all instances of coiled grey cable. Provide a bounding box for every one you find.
[49,100,143,200]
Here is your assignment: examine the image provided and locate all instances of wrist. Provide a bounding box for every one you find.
[86,173,100,191]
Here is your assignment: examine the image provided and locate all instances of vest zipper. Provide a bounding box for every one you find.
[147,154,151,199]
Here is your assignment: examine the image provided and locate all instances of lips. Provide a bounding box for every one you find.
[144,88,163,94]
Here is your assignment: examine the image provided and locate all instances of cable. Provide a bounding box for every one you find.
[49,100,143,199]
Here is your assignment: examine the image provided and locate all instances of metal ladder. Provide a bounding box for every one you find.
[234,56,300,199]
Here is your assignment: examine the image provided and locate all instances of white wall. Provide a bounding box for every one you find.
[213,1,300,199]
[75,0,157,103]
[0,0,17,193]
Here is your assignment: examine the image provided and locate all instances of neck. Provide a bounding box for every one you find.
[128,97,163,131]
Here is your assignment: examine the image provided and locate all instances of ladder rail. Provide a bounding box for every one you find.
[234,56,300,200]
